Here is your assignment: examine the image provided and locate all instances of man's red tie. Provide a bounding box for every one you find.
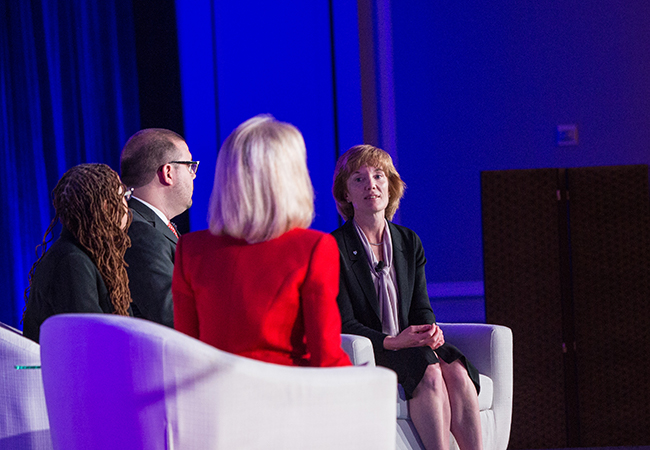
[167,222,179,239]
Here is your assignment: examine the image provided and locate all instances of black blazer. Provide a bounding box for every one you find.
[124,198,177,328]
[332,220,435,352]
[23,227,115,343]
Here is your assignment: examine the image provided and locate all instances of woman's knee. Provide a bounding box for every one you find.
[417,363,445,392]
[441,360,473,391]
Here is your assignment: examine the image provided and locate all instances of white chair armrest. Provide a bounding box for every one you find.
[438,323,513,450]
[341,334,376,366]
[0,323,52,449]
[341,324,514,450]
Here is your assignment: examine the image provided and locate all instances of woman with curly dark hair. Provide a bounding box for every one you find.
[23,163,133,342]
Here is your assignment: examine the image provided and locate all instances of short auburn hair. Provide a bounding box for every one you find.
[332,144,405,221]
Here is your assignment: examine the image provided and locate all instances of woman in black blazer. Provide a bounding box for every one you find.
[23,164,133,342]
[332,145,482,450]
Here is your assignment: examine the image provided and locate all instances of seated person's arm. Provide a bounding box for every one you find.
[171,237,199,338]
[302,234,352,367]
[51,253,109,314]
[337,274,390,352]
[126,222,174,327]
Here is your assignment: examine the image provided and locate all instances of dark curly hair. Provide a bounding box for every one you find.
[25,164,132,316]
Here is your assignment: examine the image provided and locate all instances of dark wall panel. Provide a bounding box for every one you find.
[483,166,650,448]
[567,165,650,446]
[482,169,567,449]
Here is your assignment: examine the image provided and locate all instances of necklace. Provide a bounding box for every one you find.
[369,241,383,246]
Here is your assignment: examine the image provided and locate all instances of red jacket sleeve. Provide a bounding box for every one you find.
[172,235,200,339]
[300,234,352,367]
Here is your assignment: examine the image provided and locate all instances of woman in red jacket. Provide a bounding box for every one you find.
[172,114,351,367]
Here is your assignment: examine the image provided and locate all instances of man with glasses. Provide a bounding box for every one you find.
[120,128,198,328]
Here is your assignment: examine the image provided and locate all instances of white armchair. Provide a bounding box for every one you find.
[341,322,513,450]
[39,314,397,450]
[0,322,52,449]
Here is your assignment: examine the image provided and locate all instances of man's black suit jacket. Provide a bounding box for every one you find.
[331,220,436,353]
[124,198,177,327]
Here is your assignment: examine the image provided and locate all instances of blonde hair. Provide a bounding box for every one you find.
[332,144,406,221]
[208,115,314,243]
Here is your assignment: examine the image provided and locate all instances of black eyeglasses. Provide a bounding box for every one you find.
[124,187,134,201]
[169,160,200,175]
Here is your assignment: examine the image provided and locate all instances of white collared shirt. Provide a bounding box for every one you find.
[131,196,170,225]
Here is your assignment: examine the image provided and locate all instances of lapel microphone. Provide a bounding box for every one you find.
[375,261,385,272]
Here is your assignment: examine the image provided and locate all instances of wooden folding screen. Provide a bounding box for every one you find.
[481,165,650,449]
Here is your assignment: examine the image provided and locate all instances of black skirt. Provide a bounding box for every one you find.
[375,342,480,400]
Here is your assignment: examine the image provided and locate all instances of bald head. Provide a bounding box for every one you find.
[120,128,185,188]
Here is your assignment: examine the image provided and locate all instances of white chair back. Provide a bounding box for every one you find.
[40,314,397,450]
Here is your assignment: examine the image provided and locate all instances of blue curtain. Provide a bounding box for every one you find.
[0,0,140,328]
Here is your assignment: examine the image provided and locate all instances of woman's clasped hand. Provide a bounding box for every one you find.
[383,324,445,351]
